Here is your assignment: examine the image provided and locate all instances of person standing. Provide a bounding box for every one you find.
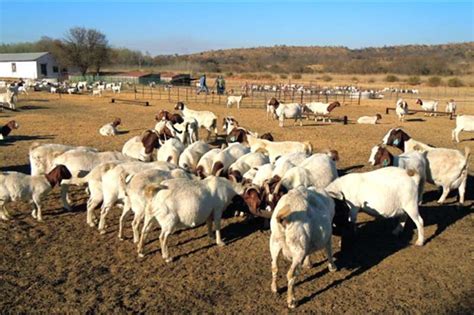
[197,74,209,94]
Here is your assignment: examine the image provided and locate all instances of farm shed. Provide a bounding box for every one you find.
[160,72,195,86]
[113,71,161,85]
[0,52,64,80]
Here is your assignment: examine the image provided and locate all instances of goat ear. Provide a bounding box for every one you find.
[144,184,164,199]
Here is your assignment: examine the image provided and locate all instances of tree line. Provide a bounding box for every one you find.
[1,28,472,76]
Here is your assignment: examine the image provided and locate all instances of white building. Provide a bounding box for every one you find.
[0,52,63,80]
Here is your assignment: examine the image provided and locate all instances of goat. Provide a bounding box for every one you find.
[195,148,222,179]
[0,89,16,110]
[416,99,438,116]
[266,97,280,120]
[122,130,160,162]
[99,118,121,136]
[0,165,72,221]
[357,114,382,124]
[275,103,305,127]
[446,99,457,114]
[178,140,213,172]
[395,99,409,121]
[226,95,246,109]
[137,176,245,260]
[270,186,337,308]
[382,128,435,152]
[211,143,250,176]
[369,145,427,203]
[452,115,474,143]
[304,101,341,123]
[326,167,424,246]
[247,134,312,163]
[228,152,269,182]
[0,120,19,140]
[157,138,185,165]
[175,102,218,140]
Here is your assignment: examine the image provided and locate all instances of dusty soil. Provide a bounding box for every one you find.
[1,91,473,313]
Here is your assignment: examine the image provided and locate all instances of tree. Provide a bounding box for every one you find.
[63,27,110,75]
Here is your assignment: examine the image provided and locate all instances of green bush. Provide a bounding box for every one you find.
[321,75,332,82]
[368,78,375,83]
[292,74,302,80]
[427,76,442,87]
[385,74,399,82]
[406,76,421,85]
[280,74,288,79]
[447,77,464,87]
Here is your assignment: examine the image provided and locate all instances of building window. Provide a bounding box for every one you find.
[40,63,47,76]
[53,66,59,73]
[11,63,16,73]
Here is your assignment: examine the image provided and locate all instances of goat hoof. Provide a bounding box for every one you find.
[164,257,173,263]
[118,236,124,241]
[271,284,278,293]
[88,222,95,228]
[328,263,337,272]
[138,253,145,258]
[415,240,424,246]
[288,301,297,309]
[99,229,106,235]
[217,241,226,247]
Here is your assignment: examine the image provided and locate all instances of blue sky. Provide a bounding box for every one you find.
[0,1,472,55]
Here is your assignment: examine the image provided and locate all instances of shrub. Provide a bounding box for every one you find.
[368,78,375,83]
[292,74,302,80]
[321,75,332,82]
[385,74,399,82]
[406,76,421,85]
[259,73,274,80]
[280,74,288,79]
[351,76,358,82]
[447,77,464,87]
[241,73,257,80]
[427,76,442,87]
[226,72,233,77]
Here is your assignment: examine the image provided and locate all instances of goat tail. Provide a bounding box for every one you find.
[276,205,292,227]
[211,118,218,134]
[303,141,313,154]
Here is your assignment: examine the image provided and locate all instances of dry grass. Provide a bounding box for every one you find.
[1,90,473,313]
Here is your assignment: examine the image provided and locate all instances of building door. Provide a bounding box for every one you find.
[40,63,47,76]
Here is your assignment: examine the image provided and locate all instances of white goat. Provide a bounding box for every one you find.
[119,168,193,242]
[137,176,244,260]
[416,99,438,116]
[226,95,246,109]
[178,140,213,172]
[446,100,457,114]
[99,118,121,136]
[122,130,160,162]
[252,163,275,187]
[157,138,185,165]
[210,143,250,176]
[228,152,269,182]
[357,114,382,124]
[395,99,409,121]
[305,101,341,123]
[452,115,474,143]
[270,186,336,308]
[0,89,16,110]
[96,161,177,233]
[271,152,309,178]
[175,102,218,140]
[369,145,427,203]
[195,148,222,179]
[425,147,470,204]
[326,167,424,246]
[52,149,129,211]
[0,165,72,221]
[275,103,305,127]
[247,134,312,163]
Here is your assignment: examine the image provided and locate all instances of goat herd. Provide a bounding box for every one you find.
[0,93,473,308]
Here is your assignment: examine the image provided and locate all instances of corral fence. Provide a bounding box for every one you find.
[62,77,474,108]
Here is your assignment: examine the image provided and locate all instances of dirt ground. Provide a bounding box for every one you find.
[1,91,473,313]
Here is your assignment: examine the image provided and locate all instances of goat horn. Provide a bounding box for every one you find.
[274,180,283,195]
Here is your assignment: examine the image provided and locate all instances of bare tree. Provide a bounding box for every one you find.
[63,27,110,76]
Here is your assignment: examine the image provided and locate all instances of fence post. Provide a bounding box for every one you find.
[185,86,188,101]
[358,91,361,105]
[150,86,153,99]
[177,86,180,102]
[134,85,137,100]
[168,87,171,102]
[142,85,144,98]
[211,92,214,104]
